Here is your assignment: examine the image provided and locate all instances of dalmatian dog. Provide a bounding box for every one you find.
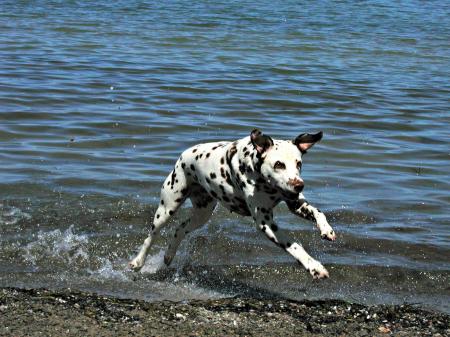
[129,129,336,279]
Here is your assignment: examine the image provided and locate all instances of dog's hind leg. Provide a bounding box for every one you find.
[129,161,190,271]
[164,188,216,266]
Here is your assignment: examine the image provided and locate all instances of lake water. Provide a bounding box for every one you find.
[0,0,449,312]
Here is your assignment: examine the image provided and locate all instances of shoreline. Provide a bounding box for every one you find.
[0,287,448,336]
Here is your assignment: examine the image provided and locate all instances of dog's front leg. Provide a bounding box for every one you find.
[286,198,336,241]
[253,208,329,279]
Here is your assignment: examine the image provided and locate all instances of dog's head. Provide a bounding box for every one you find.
[250,129,323,199]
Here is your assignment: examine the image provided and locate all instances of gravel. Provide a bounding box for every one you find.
[0,287,448,336]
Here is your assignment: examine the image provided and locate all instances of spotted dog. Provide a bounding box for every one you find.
[129,129,336,279]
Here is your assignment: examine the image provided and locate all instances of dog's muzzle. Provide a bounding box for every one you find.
[288,178,304,193]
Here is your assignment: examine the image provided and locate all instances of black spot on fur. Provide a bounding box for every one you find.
[210,172,217,179]
[205,177,211,184]
[270,224,278,231]
[267,188,277,194]
[227,144,237,162]
[156,214,160,219]
[211,190,218,198]
[190,164,195,171]
[192,148,197,153]
[161,200,164,205]
[206,153,211,158]
[169,210,174,215]
[225,171,233,186]
[220,157,225,165]
[257,178,265,184]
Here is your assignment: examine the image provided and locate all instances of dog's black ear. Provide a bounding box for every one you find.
[293,131,323,154]
[251,129,273,154]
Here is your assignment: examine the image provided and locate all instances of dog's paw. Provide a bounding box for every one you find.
[308,261,329,279]
[321,229,336,241]
[129,257,145,271]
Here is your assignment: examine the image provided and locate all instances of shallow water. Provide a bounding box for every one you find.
[0,0,449,312]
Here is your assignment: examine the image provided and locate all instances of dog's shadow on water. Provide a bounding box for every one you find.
[135,263,292,300]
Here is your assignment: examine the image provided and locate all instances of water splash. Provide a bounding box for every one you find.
[0,204,31,226]
[140,250,166,274]
[88,259,130,282]
[23,225,89,268]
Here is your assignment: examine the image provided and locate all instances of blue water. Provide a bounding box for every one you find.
[0,0,449,312]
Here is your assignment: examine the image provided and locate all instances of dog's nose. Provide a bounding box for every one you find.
[289,178,304,192]
[294,183,304,193]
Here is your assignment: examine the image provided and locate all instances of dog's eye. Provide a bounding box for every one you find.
[274,161,286,170]
[296,161,302,170]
